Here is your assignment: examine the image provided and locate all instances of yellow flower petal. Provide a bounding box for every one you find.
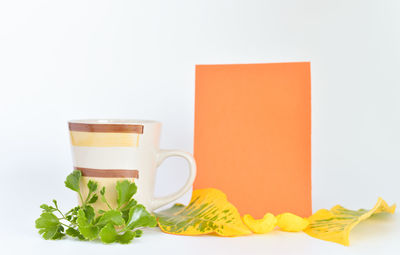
[276,213,309,232]
[156,188,252,236]
[242,213,277,234]
[304,198,396,246]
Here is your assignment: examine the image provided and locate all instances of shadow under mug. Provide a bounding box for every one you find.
[68,119,197,212]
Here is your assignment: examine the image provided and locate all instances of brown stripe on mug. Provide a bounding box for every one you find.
[75,167,139,178]
[69,123,144,134]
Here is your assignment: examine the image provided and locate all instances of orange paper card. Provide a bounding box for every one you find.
[194,62,311,218]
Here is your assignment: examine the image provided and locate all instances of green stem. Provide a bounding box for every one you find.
[56,207,78,228]
[65,209,73,215]
[78,192,85,206]
[59,216,77,228]
[117,227,127,234]
[84,191,92,204]
[104,199,113,210]
[101,193,113,210]
[60,222,72,228]
[56,209,67,219]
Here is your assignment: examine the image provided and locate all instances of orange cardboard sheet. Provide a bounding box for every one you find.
[194,63,311,218]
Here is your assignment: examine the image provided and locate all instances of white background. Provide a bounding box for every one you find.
[0,0,399,254]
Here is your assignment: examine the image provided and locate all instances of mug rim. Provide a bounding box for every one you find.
[68,119,161,125]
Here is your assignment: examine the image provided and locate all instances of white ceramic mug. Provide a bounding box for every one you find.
[68,119,196,212]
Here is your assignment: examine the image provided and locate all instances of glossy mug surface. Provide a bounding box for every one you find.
[68,119,196,212]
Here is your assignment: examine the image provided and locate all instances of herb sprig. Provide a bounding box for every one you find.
[35,170,157,244]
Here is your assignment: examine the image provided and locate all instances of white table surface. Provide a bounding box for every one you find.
[1,157,399,255]
[0,164,399,255]
[3,217,400,255]
[2,198,399,255]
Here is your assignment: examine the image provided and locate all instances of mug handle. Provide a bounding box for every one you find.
[150,149,197,211]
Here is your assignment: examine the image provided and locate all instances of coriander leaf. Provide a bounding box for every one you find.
[87,180,98,193]
[77,209,89,225]
[99,223,117,244]
[134,229,143,238]
[126,205,157,230]
[122,210,130,223]
[88,194,98,204]
[68,207,80,225]
[121,199,137,221]
[121,199,137,211]
[66,206,80,216]
[35,212,61,240]
[40,204,56,213]
[117,230,135,244]
[52,200,58,208]
[98,209,106,214]
[65,227,79,237]
[70,216,78,225]
[121,199,137,222]
[97,210,124,227]
[77,209,99,240]
[77,222,99,240]
[64,170,81,192]
[66,228,85,240]
[116,180,137,208]
[93,215,101,225]
[83,205,95,223]
[51,225,65,240]
[99,186,112,210]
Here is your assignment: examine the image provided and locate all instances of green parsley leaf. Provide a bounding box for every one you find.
[40,204,56,213]
[99,186,113,210]
[121,210,130,223]
[116,180,137,208]
[100,186,106,196]
[117,230,135,244]
[121,199,137,211]
[36,171,157,244]
[66,228,85,240]
[121,199,137,222]
[87,180,98,193]
[64,170,81,192]
[88,194,98,204]
[83,205,95,223]
[126,205,157,230]
[65,206,80,216]
[51,225,65,240]
[99,223,117,244]
[97,210,124,227]
[134,229,143,238]
[77,209,99,240]
[35,212,61,240]
[52,199,59,208]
